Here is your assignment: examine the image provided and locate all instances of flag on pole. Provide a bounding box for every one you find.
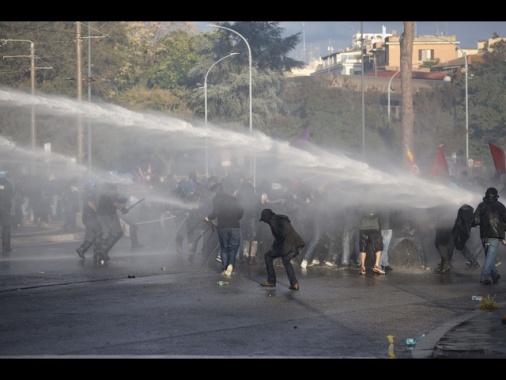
[290,124,312,149]
[489,142,506,175]
[429,145,450,179]
[404,144,419,174]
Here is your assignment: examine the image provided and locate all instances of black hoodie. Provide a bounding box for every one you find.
[259,208,305,257]
[452,204,474,250]
[472,193,506,239]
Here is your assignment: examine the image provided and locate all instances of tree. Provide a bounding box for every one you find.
[465,39,506,158]
[400,22,415,160]
[186,22,305,129]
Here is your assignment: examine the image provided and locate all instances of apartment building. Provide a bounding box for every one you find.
[309,30,460,77]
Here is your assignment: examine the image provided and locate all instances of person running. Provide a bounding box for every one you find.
[259,208,305,290]
[75,179,101,260]
[95,180,127,263]
[235,180,261,265]
[204,182,244,278]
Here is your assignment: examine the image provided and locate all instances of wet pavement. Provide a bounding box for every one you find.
[2,220,506,359]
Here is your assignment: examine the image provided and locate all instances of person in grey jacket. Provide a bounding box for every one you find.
[472,187,506,285]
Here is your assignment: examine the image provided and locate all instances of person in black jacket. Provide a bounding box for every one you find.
[0,169,14,256]
[95,181,128,263]
[75,179,101,260]
[204,182,244,278]
[431,205,456,274]
[451,204,481,270]
[472,187,506,285]
[259,208,305,290]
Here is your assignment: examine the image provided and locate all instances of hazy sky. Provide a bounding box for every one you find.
[194,21,506,63]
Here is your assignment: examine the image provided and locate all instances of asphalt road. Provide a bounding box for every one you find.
[1,222,505,362]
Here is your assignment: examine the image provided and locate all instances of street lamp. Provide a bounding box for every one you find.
[208,24,254,184]
[434,36,469,163]
[204,52,239,177]
[387,70,400,121]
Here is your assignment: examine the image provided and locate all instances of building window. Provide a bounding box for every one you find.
[418,49,435,61]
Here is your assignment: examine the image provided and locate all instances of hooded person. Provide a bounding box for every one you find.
[472,187,506,285]
[451,204,481,270]
[259,208,305,290]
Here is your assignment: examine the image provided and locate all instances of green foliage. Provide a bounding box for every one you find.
[419,58,440,69]
[466,41,506,158]
[148,30,204,89]
[477,294,499,311]
[114,86,194,118]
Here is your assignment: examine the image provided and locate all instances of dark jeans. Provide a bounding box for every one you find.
[0,205,11,253]
[217,227,242,271]
[264,250,298,285]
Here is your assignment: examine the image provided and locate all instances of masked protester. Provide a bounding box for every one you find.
[259,208,305,290]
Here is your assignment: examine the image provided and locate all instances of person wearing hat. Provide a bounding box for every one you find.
[258,208,305,290]
[472,187,506,285]
[0,169,14,256]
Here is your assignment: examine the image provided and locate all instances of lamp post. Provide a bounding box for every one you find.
[434,36,469,163]
[387,70,400,121]
[87,21,92,168]
[2,39,35,149]
[204,52,239,177]
[208,24,254,185]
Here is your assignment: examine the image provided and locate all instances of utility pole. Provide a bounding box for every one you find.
[87,21,92,168]
[400,22,415,156]
[1,39,36,149]
[76,22,83,165]
[360,22,365,157]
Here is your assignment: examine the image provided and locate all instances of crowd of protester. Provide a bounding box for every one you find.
[2,163,505,286]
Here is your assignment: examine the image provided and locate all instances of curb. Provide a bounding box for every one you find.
[411,311,478,358]
[11,232,84,246]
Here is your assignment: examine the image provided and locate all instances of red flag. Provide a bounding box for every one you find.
[429,145,450,178]
[489,143,506,174]
[290,124,311,149]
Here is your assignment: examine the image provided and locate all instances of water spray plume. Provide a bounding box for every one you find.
[0,87,478,211]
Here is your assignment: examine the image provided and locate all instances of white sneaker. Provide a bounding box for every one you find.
[300,260,308,269]
[308,259,320,266]
[325,261,336,267]
[224,264,233,277]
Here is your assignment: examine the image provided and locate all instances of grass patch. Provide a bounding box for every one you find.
[477,295,500,311]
